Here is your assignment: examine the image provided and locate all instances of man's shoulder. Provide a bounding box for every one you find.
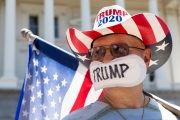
[62,101,108,120]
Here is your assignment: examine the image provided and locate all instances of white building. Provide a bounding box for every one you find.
[0,0,180,119]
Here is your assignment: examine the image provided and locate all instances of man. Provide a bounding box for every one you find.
[63,5,178,120]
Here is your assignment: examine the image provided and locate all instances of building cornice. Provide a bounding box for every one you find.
[165,0,179,9]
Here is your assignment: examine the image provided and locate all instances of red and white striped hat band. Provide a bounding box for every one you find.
[66,5,172,73]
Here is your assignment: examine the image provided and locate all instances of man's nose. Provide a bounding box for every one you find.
[101,49,114,63]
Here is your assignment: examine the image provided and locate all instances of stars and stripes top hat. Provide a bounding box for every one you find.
[66,5,172,73]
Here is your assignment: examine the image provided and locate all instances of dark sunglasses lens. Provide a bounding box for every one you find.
[91,46,106,61]
[110,44,129,57]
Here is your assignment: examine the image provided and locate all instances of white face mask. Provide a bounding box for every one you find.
[89,54,147,90]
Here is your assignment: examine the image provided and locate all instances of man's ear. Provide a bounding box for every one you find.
[142,48,152,68]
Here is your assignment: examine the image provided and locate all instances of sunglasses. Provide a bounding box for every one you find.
[89,43,145,61]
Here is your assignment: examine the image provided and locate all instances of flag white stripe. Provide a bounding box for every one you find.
[122,18,143,40]
[144,14,165,42]
[84,88,102,107]
[66,29,78,52]
[84,87,96,107]
[95,89,103,99]
[61,63,88,119]
[75,29,93,49]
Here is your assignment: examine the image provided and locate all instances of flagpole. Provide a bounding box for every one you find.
[15,28,35,120]
[21,28,36,40]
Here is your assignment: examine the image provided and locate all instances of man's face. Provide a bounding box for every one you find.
[92,34,152,68]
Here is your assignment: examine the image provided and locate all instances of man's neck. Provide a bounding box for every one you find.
[99,85,149,109]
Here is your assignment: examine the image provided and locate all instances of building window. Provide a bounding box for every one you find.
[54,17,59,38]
[29,16,39,35]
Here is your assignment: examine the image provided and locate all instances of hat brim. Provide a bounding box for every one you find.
[66,13,172,73]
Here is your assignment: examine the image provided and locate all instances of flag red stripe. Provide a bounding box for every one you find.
[132,14,157,45]
[70,70,92,113]
[69,29,89,53]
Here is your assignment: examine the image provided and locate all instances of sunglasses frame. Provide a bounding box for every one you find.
[89,43,145,61]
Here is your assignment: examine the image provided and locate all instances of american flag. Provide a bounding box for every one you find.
[15,37,102,120]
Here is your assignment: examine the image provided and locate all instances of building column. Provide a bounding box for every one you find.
[144,0,159,90]
[44,0,54,43]
[115,0,125,8]
[166,9,180,89]
[178,6,180,35]
[0,0,18,88]
[81,0,91,31]
[148,0,158,15]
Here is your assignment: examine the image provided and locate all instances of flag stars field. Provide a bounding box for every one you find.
[58,96,62,103]
[22,110,29,117]
[53,73,58,80]
[40,104,47,112]
[36,79,40,87]
[30,95,35,102]
[37,90,43,98]
[50,100,56,108]
[26,72,32,80]
[44,115,50,120]
[44,77,49,84]
[32,106,36,113]
[41,65,47,73]
[28,85,35,92]
[33,58,39,67]
[54,112,59,119]
[56,84,60,91]
[47,88,53,96]
[22,98,27,105]
[61,79,67,86]
[35,71,38,76]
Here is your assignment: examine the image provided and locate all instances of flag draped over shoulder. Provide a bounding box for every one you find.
[15,37,102,120]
